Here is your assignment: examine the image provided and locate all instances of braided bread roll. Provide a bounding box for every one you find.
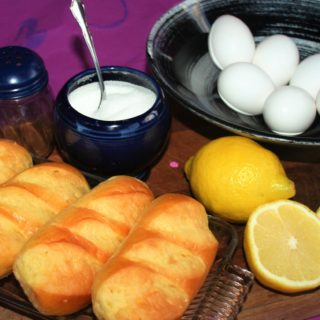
[0,162,90,278]
[13,176,154,316]
[92,193,219,320]
[0,139,33,184]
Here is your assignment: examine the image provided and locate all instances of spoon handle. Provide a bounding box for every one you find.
[70,0,106,104]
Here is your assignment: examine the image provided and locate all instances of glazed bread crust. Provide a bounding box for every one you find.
[92,193,219,320]
[0,139,33,184]
[0,162,90,278]
[13,176,154,316]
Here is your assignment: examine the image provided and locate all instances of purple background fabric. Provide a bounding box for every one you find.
[0,0,181,97]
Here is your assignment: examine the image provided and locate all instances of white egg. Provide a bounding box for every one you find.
[217,62,275,115]
[253,34,299,87]
[316,89,320,114]
[290,53,320,99]
[263,86,316,136]
[208,15,255,69]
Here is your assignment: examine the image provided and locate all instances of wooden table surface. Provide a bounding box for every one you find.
[0,99,320,320]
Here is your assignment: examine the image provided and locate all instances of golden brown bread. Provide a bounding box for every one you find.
[0,139,33,184]
[0,162,90,278]
[13,176,154,316]
[92,193,219,320]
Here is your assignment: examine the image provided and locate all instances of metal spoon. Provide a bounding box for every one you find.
[70,0,106,110]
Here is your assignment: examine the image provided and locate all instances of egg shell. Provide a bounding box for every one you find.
[253,34,299,87]
[263,86,316,136]
[208,15,255,69]
[290,53,320,99]
[316,89,320,114]
[217,62,275,115]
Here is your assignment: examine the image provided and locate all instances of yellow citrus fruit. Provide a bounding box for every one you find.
[316,207,320,219]
[244,200,320,293]
[185,136,295,223]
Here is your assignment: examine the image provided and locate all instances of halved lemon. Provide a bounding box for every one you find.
[244,200,320,293]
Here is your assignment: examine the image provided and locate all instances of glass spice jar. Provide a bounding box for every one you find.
[0,46,54,158]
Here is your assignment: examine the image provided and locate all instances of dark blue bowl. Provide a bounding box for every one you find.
[54,66,171,179]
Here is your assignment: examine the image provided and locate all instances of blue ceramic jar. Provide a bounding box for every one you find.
[54,66,171,179]
[0,46,54,157]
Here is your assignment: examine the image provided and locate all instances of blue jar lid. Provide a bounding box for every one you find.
[0,46,48,100]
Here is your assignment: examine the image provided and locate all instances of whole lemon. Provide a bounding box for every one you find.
[185,136,295,223]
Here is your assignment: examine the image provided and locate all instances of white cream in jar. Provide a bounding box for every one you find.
[68,80,157,121]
